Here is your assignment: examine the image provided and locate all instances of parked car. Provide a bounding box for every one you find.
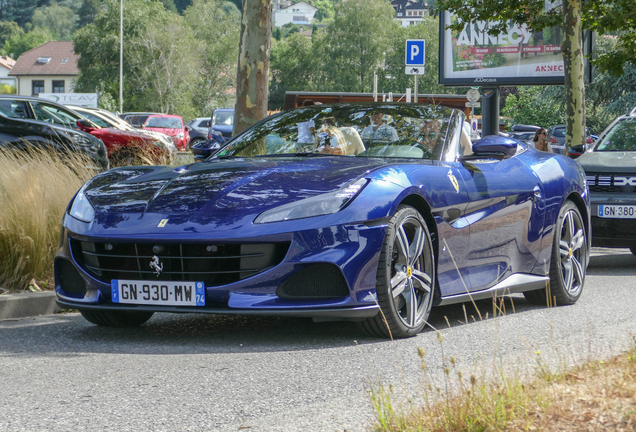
[190,131,226,161]
[143,114,189,151]
[0,104,108,170]
[68,106,177,158]
[187,117,211,135]
[208,108,234,139]
[0,96,173,165]
[55,103,590,338]
[546,124,593,155]
[185,125,207,149]
[121,112,160,128]
[576,113,636,254]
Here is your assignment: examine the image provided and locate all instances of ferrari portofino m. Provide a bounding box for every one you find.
[55,103,590,338]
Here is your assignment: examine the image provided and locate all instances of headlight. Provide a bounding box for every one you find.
[254,178,368,224]
[69,186,95,223]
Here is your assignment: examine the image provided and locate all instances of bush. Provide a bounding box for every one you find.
[0,148,96,291]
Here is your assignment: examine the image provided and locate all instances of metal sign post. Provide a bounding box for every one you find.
[465,88,481,139]
[405,39,425,103]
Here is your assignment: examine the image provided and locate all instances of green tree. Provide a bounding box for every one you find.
[269,32,315,109]
[0,0,41,27]
[316,0,399,92]
[587,0,636,77]
[73,0,170,110]
[0,20,23,48]
[311,0,334,21]
[78,0,102,28]
[2,27,54,58]
[126,12,201,116]
[31,3,77,40]
[183,0,240,115]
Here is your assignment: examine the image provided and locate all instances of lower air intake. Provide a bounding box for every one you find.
[277,264,349,299]
[56,259,87,295]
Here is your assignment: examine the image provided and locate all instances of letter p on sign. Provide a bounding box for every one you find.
[405,40,425,66]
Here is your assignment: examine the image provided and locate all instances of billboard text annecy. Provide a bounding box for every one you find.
[439,2,567,86]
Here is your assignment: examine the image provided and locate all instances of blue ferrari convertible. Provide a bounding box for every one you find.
[55,103,590,338]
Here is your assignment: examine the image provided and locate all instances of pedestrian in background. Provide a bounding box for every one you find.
[533,128,551,152]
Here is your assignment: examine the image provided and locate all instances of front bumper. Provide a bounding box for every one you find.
[54,217,387,318]
[590,193,636,248]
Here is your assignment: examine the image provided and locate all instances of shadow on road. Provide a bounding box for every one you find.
[588,248,636,276]
[0,293,546,357]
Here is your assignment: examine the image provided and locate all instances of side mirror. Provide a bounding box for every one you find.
[461,135,518,161]
[206,120,211,127]
[76,118,98,131]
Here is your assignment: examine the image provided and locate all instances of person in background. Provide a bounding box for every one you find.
[361,112,398,142]
[532,128,552,152]
[417,119,442,151]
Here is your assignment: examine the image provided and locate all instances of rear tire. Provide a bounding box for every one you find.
[362,205,435,338]
[524,200,587,306]
[80,310,154,327]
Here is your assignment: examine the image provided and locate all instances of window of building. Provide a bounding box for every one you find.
[408,11,412,15]
[52,80,65,93]
[32,80,44,96]
[60,58,68,64]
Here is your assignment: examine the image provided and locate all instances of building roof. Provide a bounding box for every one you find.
[0,55,16,71]
[8,41,79,76]
[280,1,317,12]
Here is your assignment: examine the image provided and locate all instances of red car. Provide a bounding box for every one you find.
[75,119,170,165]
[142,114,190,151]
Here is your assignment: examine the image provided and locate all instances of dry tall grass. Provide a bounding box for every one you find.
[0,149,96,291]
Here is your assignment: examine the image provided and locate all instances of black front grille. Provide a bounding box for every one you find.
[70,239,290,287]
[587,173,636,193]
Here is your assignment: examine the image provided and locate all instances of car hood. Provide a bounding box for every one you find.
[577,151,636,173]
[84,157,388,216]
[143,127,181,137]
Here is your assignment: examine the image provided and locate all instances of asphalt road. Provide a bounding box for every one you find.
[1,248,635,432]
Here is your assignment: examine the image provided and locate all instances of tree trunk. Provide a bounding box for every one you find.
[562,0,586,151]
[233,0,272,136]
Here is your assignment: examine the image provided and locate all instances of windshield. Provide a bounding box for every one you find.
[215,103,453,160]
[214,111,234,126]
[145,116,182,129]
[595,118,636,151]
[31,102,79,127]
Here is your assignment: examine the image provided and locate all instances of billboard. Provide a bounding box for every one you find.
[38,93,98,108]
[439,2,585,86]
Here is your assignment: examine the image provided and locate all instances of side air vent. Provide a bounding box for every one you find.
[277,264,349,299]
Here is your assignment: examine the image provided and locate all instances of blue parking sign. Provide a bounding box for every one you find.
[405,39,425,66]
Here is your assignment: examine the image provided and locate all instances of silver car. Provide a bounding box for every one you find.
[576,113,636,254]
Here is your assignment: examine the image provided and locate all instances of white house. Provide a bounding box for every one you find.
[0,55,16,88]
[391,0,430,27]
[274,0,317,27]
[8,41,79,97]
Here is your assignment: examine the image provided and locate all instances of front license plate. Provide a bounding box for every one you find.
[111,280,205,306]
[598,204,636,219]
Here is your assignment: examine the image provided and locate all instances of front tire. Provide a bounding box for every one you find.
[362,205,435,338]
[524,200,587,306]
[80,310,154,327]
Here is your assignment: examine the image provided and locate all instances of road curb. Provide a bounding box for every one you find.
[0,291,60,320]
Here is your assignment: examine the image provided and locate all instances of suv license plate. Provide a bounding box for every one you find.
[112,280,205,306]
[598,205,636,219]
